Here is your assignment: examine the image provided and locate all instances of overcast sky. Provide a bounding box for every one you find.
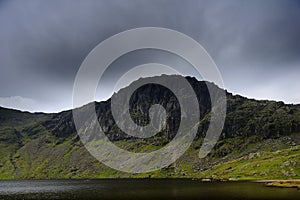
[0,0,300,113]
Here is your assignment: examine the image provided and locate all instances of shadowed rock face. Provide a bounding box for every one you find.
[2,75,300,143]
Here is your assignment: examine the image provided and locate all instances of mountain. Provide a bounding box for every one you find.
[0,75,299,180]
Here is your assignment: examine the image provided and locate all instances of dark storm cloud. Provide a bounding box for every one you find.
[0,0,300,112]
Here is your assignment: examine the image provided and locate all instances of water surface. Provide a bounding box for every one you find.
[0,179,299,200]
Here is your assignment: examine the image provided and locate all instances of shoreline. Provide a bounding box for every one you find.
[260,180,300,189]
[0,178,299,182]
[0,178,300,188]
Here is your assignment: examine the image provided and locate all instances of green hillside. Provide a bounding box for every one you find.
[0,76,299,180]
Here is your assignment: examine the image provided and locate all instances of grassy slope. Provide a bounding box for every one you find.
[0,131,299,180]
[198,144,300,180]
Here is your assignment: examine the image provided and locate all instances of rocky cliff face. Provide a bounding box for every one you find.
[41,75,300,142]
[0,75,300,179]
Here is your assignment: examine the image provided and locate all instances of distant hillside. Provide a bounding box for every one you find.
[0,75,299,180]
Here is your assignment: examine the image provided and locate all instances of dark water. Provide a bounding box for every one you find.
[0,179,299,200]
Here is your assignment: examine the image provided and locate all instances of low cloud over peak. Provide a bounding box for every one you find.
[0,0,300,112]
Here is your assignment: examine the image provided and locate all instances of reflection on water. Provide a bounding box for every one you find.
[0,179,299,200]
